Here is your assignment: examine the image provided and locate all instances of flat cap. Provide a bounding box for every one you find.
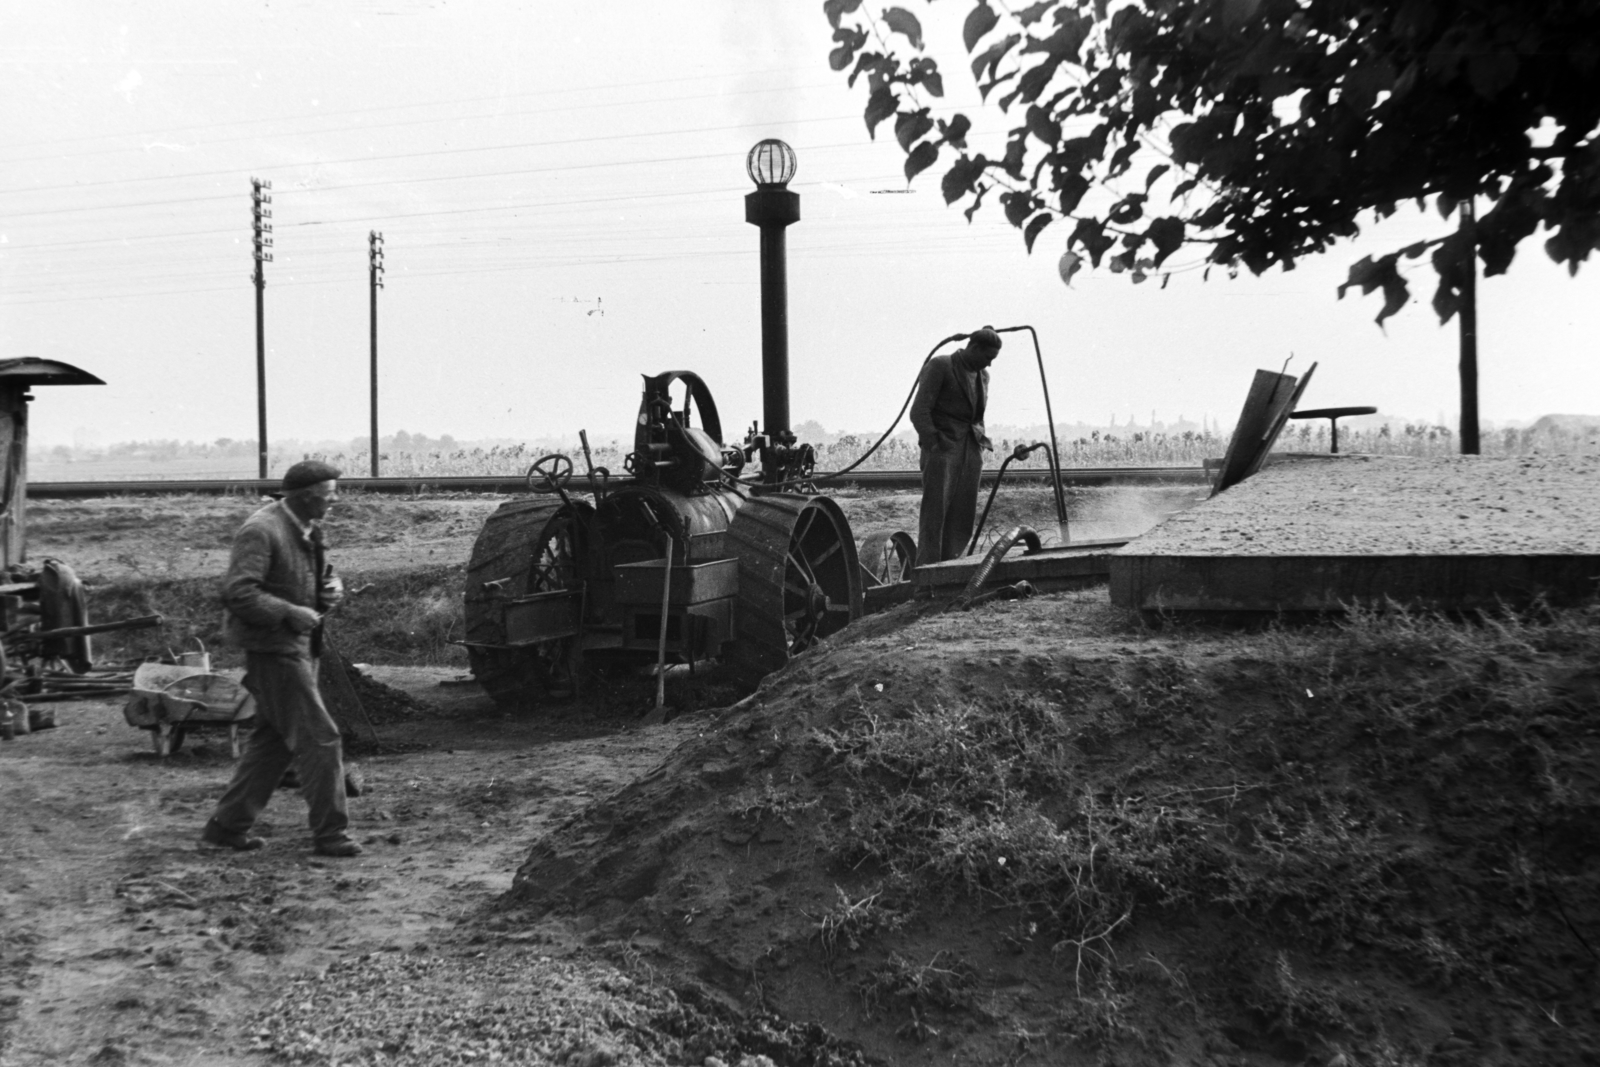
[282,459,342,492]
[968,327,1002,351]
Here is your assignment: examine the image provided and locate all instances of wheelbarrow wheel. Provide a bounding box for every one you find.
[151,725,186,756]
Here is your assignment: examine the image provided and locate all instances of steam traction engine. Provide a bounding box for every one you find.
[462,140,928,708]
[462,372,899,708]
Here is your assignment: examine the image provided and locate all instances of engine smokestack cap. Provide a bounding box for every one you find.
[968,327,1002,352]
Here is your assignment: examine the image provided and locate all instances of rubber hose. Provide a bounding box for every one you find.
[956,525,1042,608]
[736,333,970,490]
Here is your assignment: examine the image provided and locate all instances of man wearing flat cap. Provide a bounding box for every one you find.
[909,327,1002,565]
[200,460,363,857]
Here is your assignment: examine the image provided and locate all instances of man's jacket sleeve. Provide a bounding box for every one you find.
[221,524,296,628]
[908,359,943,447]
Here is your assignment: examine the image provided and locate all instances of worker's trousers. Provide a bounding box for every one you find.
[209,650,349,846]
[918,433,983,566]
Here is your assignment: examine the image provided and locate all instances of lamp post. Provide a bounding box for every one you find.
[744,139,799,438]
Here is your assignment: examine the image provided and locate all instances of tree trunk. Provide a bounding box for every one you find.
[1459,201,1480,455]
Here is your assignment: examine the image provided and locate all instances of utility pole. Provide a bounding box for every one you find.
[1457,200,1480,455]
[369,231,384,477]
[251,178,273,480]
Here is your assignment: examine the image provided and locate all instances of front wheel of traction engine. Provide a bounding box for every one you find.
[728,495,863,676]
[463,498,588,711]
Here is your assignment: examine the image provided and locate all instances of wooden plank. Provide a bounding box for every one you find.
[1211,363,1317,496]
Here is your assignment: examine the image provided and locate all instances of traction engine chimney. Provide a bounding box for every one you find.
[744,139,799,437]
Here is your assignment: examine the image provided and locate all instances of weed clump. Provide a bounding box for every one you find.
[807,603,1600,1031]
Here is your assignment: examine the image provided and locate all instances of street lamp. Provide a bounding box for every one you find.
[747,139,798,188]
[744,139,800,437]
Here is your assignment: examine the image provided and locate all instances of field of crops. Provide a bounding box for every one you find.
[28,422,1597,482]
[304,421,1599,479]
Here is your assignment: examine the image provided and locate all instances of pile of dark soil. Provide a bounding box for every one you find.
[504,591,1600,1066]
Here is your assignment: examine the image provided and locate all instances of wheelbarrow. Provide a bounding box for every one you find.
[124,657,256,758]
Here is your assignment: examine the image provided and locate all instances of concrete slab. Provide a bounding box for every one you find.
[1110,454,1600,611]
[914,538,1128,599]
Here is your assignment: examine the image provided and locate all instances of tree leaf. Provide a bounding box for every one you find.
[971,35,1022,84]
[1145,216,1186,266]
[1000,133,1027,178]
[864,86,898,139]
[1025,105,1062,145]
[1107,137,1140,177]
[895,109,935,152]
[1069,217,1116,265]
[1016,0,1053,26]
[942,154,988,205]
[830,26,870,72]
[1337,253,1410,327]
[1171,177,1200,200]
[1144,163,1170,192]
[904,140,940,182]
[883,7,925,50]
[1002,190,1036,227]
[963,3,999,52]
[910,57,944,97]
[1057,172,1089,215]
[1058,249,1083,286]
[1108,193,1146,224]
[1024,212,1054,253]
[937,114,972,150]
[823,0,863,31]
[848,49,883,88]
[1006,57,1062,109]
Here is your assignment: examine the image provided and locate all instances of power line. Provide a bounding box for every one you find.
[2,144,914,241]
[0,64,821,155]
[0,124,881,218]
[3,80,845,173]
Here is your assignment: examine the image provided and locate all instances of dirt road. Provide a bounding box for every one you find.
[0,669,695,1065]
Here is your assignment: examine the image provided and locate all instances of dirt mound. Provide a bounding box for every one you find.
[505,592,1600,1065]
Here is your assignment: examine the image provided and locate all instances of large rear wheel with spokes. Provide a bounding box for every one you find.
[728,494,862,676]
[463,498,590,711]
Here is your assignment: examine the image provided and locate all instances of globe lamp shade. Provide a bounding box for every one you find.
[746,139,797,189]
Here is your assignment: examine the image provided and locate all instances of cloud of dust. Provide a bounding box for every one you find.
[1069,487,1205,542]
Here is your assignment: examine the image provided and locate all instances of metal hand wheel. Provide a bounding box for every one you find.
[526,454,574,494]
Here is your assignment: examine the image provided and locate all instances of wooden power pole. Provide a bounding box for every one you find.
[369,231,384,477]
[251,178,273,480]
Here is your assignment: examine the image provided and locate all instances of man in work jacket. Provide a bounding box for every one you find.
[908,327,1002,565]
[200,459,362,858]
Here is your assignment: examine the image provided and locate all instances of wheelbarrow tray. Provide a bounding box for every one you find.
[124,668,256,729]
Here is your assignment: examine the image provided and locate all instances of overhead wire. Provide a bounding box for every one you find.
[0,64,823,155]
[1,80,845,176]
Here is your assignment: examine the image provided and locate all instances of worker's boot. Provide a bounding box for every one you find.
[314,836,363,858]
[199,819,265,852]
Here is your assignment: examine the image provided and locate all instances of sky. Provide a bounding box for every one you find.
[3,1,1597,452]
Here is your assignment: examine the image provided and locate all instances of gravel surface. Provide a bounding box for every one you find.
[1120,453,1600,555]
[249,941,870,1067]
[251,946,682,1066]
